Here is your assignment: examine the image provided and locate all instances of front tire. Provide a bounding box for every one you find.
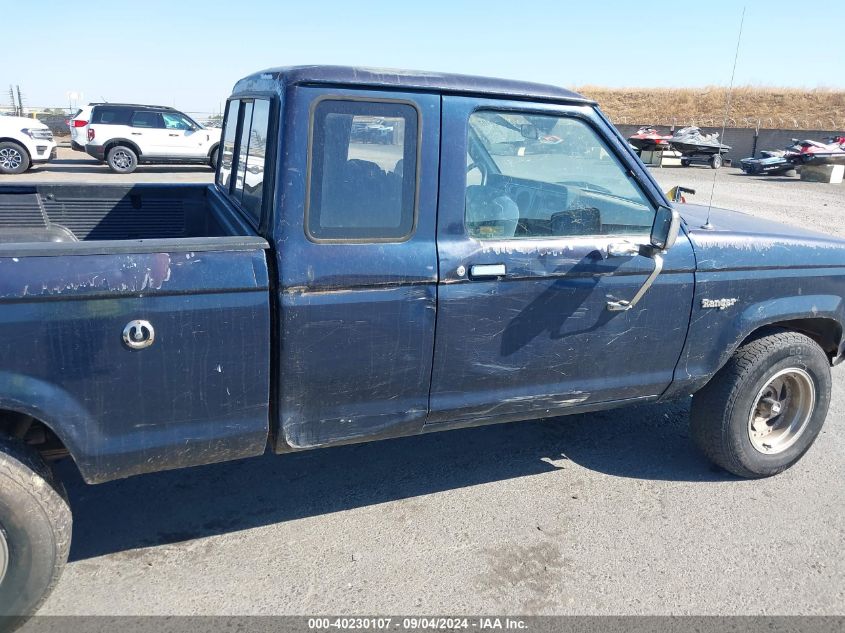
[0,437,71,622]
[690,330,831,478]
[0,142,30,175]
[106,145,138,174]
[209,147,219,171]
[710,154,723,169]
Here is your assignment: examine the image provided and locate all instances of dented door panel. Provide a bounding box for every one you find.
[429,97,696,425]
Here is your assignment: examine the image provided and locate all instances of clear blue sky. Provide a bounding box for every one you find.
[4,0,843,114]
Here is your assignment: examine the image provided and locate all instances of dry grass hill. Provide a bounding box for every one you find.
[576,86,845,130]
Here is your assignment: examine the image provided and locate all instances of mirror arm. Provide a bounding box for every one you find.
[606,251,664,312]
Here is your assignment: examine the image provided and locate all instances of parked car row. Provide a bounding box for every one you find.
[68,103,222,173]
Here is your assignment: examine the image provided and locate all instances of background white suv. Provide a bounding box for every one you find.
[85,104,221,173]
[0,115,57,175]
[67,104,94,151]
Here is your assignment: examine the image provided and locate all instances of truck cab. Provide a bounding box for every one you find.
[2,66,844,620]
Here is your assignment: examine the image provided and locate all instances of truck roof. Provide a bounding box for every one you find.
[233,65,595,105]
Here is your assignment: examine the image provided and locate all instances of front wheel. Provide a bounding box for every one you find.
[690,330,831,478]
[106,145,138,174]
[0,437,72,622]
[0,142,30,175]
[209,147,219,171]
[710,154,723,169]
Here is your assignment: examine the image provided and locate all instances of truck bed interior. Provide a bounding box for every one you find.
[0,184,256,244]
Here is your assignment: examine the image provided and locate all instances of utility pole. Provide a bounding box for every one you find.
[16,85,24,116]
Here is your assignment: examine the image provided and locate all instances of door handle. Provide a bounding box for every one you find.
[606,241,643,258]
[168,133,179,137]
[131,132,142,135]
[470,263,506,279]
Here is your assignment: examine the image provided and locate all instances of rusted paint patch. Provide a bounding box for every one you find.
[0,253,172,298]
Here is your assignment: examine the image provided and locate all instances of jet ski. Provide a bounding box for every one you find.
[786,137,845,166]
[670,127,732,154]
[627,126,672,151]
[740,150,794,175]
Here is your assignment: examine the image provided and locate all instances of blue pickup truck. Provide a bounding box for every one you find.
[1,66,844,618]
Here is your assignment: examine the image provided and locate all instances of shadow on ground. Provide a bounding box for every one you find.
[30,163,213,174]
[57,399,733,562]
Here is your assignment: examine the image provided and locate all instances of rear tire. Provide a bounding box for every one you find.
[0,142,30,175]
[106,145,138,174]
[0,437,71,623]
[710,154,723,169]
[690,331,831,478]
[680,158,691,167]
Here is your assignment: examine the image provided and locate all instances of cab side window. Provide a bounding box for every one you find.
[465,111,654,240]
[306,100,418,242]
[216,98,272,228]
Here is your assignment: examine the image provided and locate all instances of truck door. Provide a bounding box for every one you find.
[273,87,440,449]
[428,97,695,425]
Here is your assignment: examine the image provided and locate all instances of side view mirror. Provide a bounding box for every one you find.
[650,205,681,251]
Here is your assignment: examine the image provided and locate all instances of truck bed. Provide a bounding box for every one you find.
[0,183,252,244]
[0,182,272,484]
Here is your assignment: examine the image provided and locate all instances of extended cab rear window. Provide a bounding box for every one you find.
[217,98,272,228]
[306,99,418,242]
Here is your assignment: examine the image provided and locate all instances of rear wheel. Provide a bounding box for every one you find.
[690,331,831,478]
[710,154,723,169]
[106,145,138,174]
[0,437,71,622]
[0,142,30,175]
[680,158,691,167]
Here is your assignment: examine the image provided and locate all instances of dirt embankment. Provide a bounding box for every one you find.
[577,86,845,130]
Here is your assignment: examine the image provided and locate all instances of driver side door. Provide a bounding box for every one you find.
[161,111,209,158]
[428,97,695,426]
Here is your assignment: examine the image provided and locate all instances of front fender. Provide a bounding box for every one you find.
[664,266,845,399]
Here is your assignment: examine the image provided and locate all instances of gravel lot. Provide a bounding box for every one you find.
[16,152,845,616]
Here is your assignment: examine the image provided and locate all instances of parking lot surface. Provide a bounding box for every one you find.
[17,153,845,615]
[7,146,215,184]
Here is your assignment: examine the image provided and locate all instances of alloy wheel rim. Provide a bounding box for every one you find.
[0,147,22,170]
[113,150,132,169]
[0,523,9,587]
[748,368,815,454]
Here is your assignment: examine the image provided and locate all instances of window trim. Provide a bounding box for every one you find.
[463,107,658,242]
[304,95,422,245]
